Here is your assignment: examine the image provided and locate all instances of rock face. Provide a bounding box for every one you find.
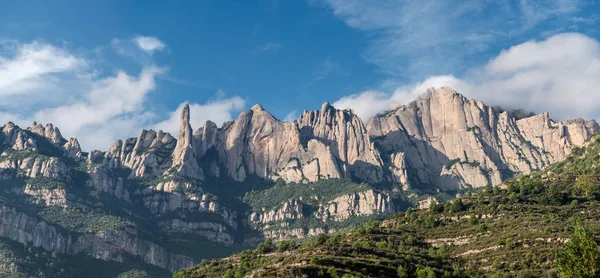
[296,103,384,183]
[314,190,396,222]
[367,87,598,189]
[0,86,597,275]
[247,189,397,240]
[172,104,204,180]
[0,204,193,272]
[211,103,382,184]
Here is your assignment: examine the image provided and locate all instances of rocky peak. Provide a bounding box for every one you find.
[296,103,384,183]
[13,131,37,151]
[321,101,333,112]
[367,86,598,190]
[171,104,203,179]
[107,139,123,155]
[251,104,265,112]
[193,120,218,159]
[63,138,82,159]
[419,86,458,99]
[28,122,65,145]
[178,104,193,148]
[1,122,18,145]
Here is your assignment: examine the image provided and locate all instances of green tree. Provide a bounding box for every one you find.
[450,199,466,213]
[316,233,328,245]
[429,200,439,213]
[416,266,435,278]
[575,173,599,196]
[223,269,235,278]
[256,238,273,254]
[277,239,296,252]
[327,266,339,278]
[397,265,409,278]
[557,221,600,277]
[172,270,186,278]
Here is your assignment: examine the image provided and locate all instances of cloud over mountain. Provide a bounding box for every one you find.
[334,33,600,121]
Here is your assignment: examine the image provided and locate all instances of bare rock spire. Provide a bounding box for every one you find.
[171,104,204,179]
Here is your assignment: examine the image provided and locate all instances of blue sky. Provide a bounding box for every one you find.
[0,0,599,150]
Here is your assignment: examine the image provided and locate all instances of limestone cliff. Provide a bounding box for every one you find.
[0,86,597,276]
[212,103,380,184]
[247,189,398,240]
[367,87,598,189]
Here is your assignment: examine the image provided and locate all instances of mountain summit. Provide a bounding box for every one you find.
[0,87,597,276]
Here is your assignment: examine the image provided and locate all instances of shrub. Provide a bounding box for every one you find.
[557,221,600,277]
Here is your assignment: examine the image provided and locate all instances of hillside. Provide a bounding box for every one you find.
[0,87,597,277]
[177,133,600,277]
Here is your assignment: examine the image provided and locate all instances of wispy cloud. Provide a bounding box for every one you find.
[310,57,339,84]
[318,0,590,79]
[134,36,166,53]
[0,39,164,150]
[0,38,245,151]
[154,93,245,135]
[259,42,282,51]
[333,33,600,121]
[283,110,297,122]
[112,35,167,64]
[0,41,87,98]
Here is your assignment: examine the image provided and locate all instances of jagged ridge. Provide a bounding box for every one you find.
[0,86,596,276]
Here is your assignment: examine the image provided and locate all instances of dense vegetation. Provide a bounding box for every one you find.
[243,179,371,210]
[38,207,135,233]
[177,135,600,277]
[175,220,477,278]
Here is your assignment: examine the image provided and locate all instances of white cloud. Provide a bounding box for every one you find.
[0,39,169,151]
[283,110,298,122]
[32,67,164,150]
[319,0,589,78]
[154,96,246,136]
[0,37,249,151]
[259,42,282,51]
[0,37,248,152]
[333,33,600,121]
[333,91,389,120]
[134,36,165,53]
[0,41,87,97]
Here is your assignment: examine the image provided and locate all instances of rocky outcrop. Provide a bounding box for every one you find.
[248,190,398,239]
[105,129,177,178]
[0,204,195,272]
[314,190,396,222]
[158,219,233,244]
[297,102,384,183]
[86,166,130,201]
[367,87,598,190]
[23,185,68,207]
[516,113,598,162]
[249,200,304,224]
[28,123,64,145]
[0,155,71,181]
[0,86,597,273]
[213,103,383,184]
[140,190,237,230]
[258,226,329,241]
[172,104,204,180]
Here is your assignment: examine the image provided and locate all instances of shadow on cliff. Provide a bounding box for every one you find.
[372,130,467,192]
[299,126,386,183]
[201,174,275,245]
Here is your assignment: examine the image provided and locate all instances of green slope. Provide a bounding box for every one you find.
[175,134,600,277]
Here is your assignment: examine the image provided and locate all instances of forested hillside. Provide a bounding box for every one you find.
[177,134,600,277]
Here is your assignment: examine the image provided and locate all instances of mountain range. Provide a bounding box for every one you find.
[0,87,596,277]
[181,130,600,277]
